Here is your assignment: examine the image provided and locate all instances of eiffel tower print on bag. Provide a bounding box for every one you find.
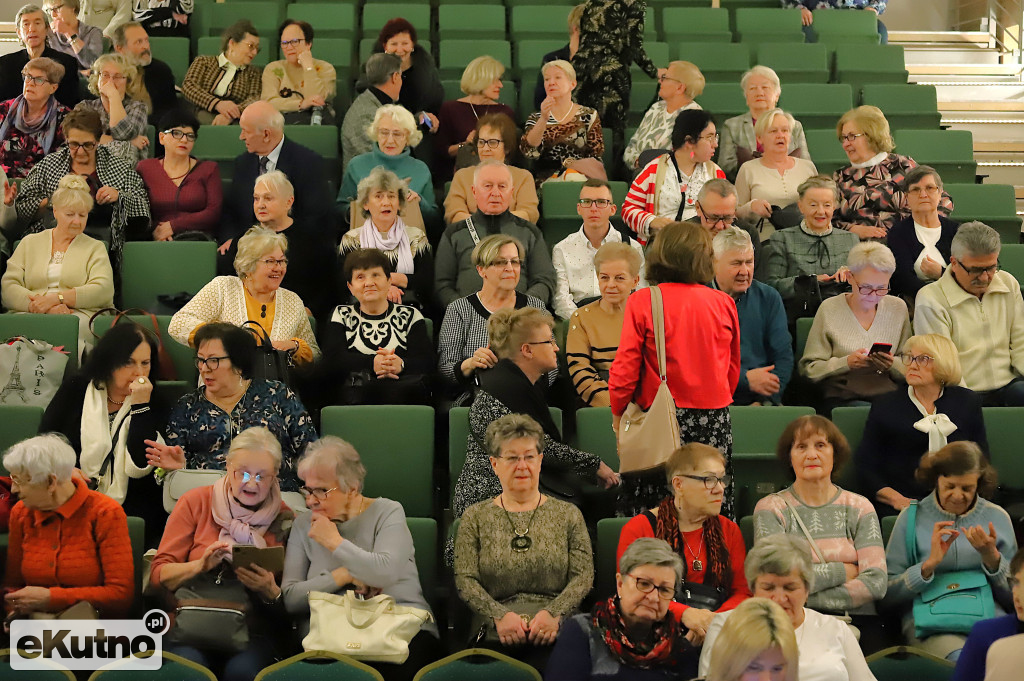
[0,337,70,408]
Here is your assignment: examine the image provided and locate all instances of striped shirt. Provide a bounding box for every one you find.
[566,300,624,407]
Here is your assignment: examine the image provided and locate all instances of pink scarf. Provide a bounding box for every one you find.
[209,474,282,548]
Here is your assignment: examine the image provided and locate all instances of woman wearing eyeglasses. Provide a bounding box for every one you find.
[136,108,222,240]
[282,437,438,681]
[834,106,954,240]
[617,444,751,645]
[799,241,911,412]
[261,20,336,126]
[74,53,151,164]
[855,334,986,517]
[150,426,296,681]
[0,57,69,179]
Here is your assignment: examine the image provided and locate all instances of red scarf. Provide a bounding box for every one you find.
[591,597,691,669]
[652,496,732,590]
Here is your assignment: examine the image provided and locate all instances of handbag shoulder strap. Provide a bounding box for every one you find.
[772,492,827,564]
[649,285,667,380]
[242,320,273,348]
[905,501,919,564]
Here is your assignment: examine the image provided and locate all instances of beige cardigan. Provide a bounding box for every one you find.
[1,230,114,313]
[444,165,540,225]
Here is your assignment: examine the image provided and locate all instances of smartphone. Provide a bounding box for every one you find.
[419,112,433,130]
[232,545,285,574]
[869,342,893,355]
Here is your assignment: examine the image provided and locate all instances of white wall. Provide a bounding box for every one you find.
[884,0,956,31]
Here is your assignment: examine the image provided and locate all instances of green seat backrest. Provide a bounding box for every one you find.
[998,243,1024,286]
[794,316,814,360]
[661,8,731,42]
[320,405,434,517]
[865,646,955,681]
[834,44,907,74]
[311,38,355,68]
[810,8,880,44]
[89,314,196,382]
[0,405,44,472]
[697,82,747,120]
[285,3,357,37]
[0,649,73,680]
[542,181,628,218]
[946,183,1017,220]
[191,124,246,161]
[256,651,385,680]
[595,517,629,599]
[511,6,575,38]
[90,650,218,679]
[196,35,271,67]
[802,129,848,177]
[575,407,618,469]
[673,43,750,82]
[881,515,898,547]
[283,125,340,159]
[861,84,940,128]
[983,408,1024,489]
[515,39,566,71]
[120,242,217,314]
[193,2,284,55]
[413,649,542,681]
[629,80,658,115]
[894,129,976,183]
[830,405,870,489]
[740,515,754,551]
[633,42,669,74]
[362,4,432,35]
[406,517,437,605]
[730,405,814,515]
[126,516,145,613]
[734,8,804,42]
[755,43,829,83]
[439,41,512,75]
[439,5,506,39]
[149,37,190,83]
[777,83,853,128]
[0,313,80,372]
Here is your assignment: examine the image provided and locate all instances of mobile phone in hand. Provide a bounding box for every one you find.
[869,342,892,355]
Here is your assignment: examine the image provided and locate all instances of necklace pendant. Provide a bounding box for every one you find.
[510,534,532,552]
[692,559,703,572]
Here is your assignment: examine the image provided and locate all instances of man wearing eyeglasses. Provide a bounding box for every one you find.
[112,21,176,126]
[0,4,81,107]
[915,221,1024,406]
[685,179,764,281]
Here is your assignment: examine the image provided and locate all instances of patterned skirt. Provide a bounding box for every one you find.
[616,406,734,519]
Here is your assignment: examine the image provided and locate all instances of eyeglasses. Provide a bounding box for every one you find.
[377,129,407,140]
[44,3,64,14]
[699,133,720,143]
[840,133,866,143]
[898,353,935,367]
[476,137,503,149]
[66,141,96,151]
[97,71,127,82]
[695,201,735,227]
[232,469,274,485]
[22,74,50,86]
[163,129,197,142]
[908,185,941,196]
[280,38,306,48]
[194,355,230,370]
[490,258,521,267]
[578,198,613,208]
[300,486,338,500]
[955,260,1000,277]
[239,41,260,53]
[525,337,557,347]
[259,257,288,267]
[678,473,732,490]
[497,454,539,465]
[658,74,681,84]
[849,275,890,296]
[627,574,676,600]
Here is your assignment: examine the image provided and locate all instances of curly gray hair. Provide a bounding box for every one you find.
[355,166,408,219]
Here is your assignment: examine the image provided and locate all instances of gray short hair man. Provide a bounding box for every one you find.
[342,53,403,171]
[472,161,515,216]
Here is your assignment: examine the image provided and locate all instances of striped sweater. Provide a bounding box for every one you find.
[621,154,726,243]
[566,300,625,407]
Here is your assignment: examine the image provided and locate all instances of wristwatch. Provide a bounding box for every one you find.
[57,292,65,306]
[69,33,78,42]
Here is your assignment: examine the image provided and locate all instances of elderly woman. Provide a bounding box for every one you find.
[455,413,595,669]
[834,105,954,239]
[282,437,438,681]
[43,0,103,69]
[3,434,133,620]
[623,61,705,171]
[700,535,876,681]
[369,18,442,130]
[182,20,262,126]
[0,56,69,178]
[954,547,1024,681]
[521,60,605,186]
[149,323,317,492]
[262,19,337,125]
[764,175,860,305]
[885,442,1017,660]
[566,242,642,407]
[337,104,439,227]
[799,241,912,410]
[340,166,433,309]
[2,173,113,355]
[704,598,799,681]
[39,323,172,546]
[452,308,618,520]
[321,248,433,406]
[15,107,150,268]
[444,113,539,225]
[622,110,726,244]
[887,165,960,299]
[618,444,751,643]
[75,53,151,164]
[136,108,223,240]
[753,415,887,631]
[150,426,294,681]
[719,66,810,181]
[545,538,699,680]
[609,221,740,517]
[857,334,987,516]
[438,234,550,406]
[436,56,516,181]
[169,225,321,366]
[735,108,818,240]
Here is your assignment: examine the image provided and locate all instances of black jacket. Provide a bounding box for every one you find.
[143,58,179,127]
[887,215,959,298]
[0,47,81,108]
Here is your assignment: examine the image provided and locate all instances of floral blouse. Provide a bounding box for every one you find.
[520,106,604,185]
[164,378,317,491]
[0,98,69,178]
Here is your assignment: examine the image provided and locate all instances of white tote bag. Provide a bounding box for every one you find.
[302,591,433,663]
[0,337,69,408]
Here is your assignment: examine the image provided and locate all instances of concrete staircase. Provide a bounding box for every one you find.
[893,29,1024,216]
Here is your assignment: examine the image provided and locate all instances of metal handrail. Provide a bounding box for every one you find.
[953,0,1023,63]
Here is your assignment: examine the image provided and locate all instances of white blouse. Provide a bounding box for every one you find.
[912,221,946,280]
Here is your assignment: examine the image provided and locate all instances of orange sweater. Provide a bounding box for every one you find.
[4,477,134,617]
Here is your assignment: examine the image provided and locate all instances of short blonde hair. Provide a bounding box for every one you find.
[488,307,555,360]
[253,169,294,201]
[542,59,576,84]
[460,55,505,96]
[227,426,283,473]
[902,333,963,386]
[367,103,422,148]
[740,65,781,95]
[753,108,795,140]
[234,225,288,278]
[297,436,366,493]
[847,241,896,275]
[87,53,151,113]
[837,105,894,154]
[472,233,524,269]
[51,173,94,214]
[664,442,724,485]
[594,242,642,278]
[667,61,705,99]
[355,166,408,219]
[568,4,585,31]
[706,598,798,681]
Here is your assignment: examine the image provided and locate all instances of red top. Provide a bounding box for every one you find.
[4,477,134,617]
[136,158,223,235]
[616,512,751,620]
[609,283,740,414]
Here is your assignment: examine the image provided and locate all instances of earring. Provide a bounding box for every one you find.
[689,151,695,159]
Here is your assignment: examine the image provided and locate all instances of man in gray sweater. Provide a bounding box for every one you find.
[434,161,556,308]
[341,52,401,171]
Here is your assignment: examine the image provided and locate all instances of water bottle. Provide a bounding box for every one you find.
[310,106,323,126]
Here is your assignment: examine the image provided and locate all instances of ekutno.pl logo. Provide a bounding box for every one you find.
[10,609,171,671]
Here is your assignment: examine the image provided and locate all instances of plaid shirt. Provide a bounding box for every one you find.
[74,98,150,164]
[182,55,262,113]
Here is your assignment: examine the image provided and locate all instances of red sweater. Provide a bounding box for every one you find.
[616,512,751,620]
[136,158,223,235]
[4,477,134,617]
[609,283,740,414]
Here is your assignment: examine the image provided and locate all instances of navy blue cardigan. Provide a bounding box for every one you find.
[887,215,959,298]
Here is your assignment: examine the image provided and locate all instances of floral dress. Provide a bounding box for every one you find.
[520,107,604,186]
[0,98,69,178]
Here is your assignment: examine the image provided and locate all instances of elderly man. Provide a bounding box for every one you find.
[915,221,1024,406]
[683,178,765,280]
[182,19,262,126]
[42,0,102,69]
[0,4,80,107]
[435,160,556,307]
[712,226,793,405]
[341,53,401,172]
[623,60,705,170]
[112,21,176,125]
[552,178,645,320]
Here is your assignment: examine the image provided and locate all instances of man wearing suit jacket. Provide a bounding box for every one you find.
[218,100,333,254]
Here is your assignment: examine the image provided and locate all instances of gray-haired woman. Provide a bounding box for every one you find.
[339,166,433,309]
[700,535,876,681]
[169,225,321,365]
[0,56,70,178]
[282,436,438,681]
[800,240,911,411]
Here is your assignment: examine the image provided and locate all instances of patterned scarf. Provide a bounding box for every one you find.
[209,473,282,548]
[591,597,690,669]
[653,496,732,589]
[359,215,415,274]
[0,95,60,154]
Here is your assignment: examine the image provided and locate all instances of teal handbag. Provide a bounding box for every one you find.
[906,502,996,638]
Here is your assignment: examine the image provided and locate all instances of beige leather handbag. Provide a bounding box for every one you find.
[302,591,432,664]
